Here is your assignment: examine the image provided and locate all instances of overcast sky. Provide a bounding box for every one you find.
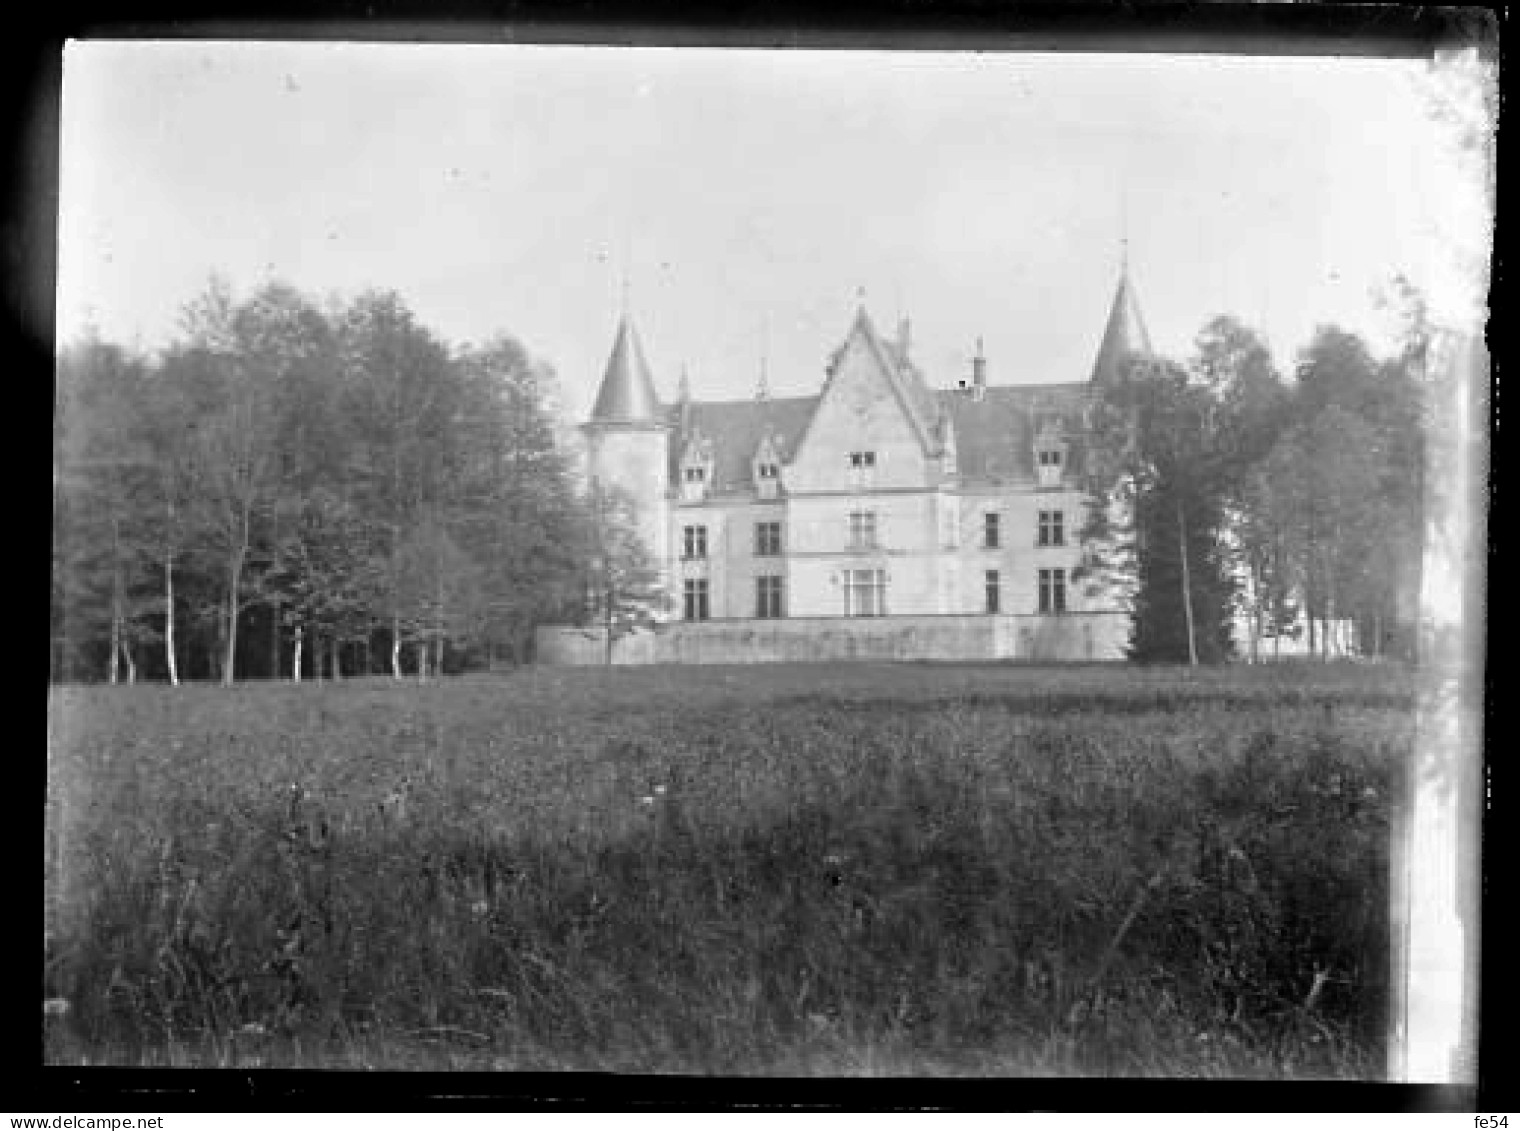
[58,42,1477,420]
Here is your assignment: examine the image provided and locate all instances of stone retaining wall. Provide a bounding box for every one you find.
[535,612,1129,665]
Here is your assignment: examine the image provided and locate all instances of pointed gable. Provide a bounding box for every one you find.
[789,307,943,483]
[589,314,664,425]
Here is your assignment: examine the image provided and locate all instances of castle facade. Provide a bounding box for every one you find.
[537,268,1152,664]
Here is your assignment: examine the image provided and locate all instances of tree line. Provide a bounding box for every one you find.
[53,275,1437,681]
[1078,284,1433,664]
[51,278,657,684]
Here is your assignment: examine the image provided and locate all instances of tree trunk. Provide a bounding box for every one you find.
[108,594,121,686]
[164,544,179,687]
[209,621,223,684]
[269,597,281,681]
[222,548,244,687]
[332,637,342,680]
[108,517,122,685]
[123,640,137,684]
[1323,563,1338,659]
[391,612,403,680]
[1176,493,1199,666]
[432,634,443,679]
[292,624,303,683]
[1246,560,1262,664]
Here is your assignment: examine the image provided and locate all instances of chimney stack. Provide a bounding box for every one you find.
[971,337,987,401]
[897,316,912,356]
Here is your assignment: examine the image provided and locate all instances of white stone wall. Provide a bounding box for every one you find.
[953,485,1089,615]
[586,424,673,584]
[671,497,789,619]
[785,329,931,496]
[536,612,1130,665]
[664,484,1099,621]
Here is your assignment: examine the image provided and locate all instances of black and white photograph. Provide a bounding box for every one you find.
[44,25,1491,1092]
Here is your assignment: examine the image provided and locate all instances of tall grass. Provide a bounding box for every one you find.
[44,663,1412,1074]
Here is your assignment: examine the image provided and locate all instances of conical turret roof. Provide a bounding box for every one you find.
[589,314,664,425]
[1090,269,1154,385]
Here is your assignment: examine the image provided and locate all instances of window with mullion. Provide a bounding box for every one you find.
[1037,509,1065,547]
[683,578,710,621]
[848,511,878,551]
[755,521,782,556]
[756,575,785,619]
[682,524,708,560]
[844,568,886,617]
[1037,567,1067,614]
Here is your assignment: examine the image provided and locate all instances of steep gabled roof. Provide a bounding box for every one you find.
[667,395,818,494]
[937,383,1089,481]
[876,329,944,453]
[1090,270,1154,387]
[589,314,665,426]
[798,306,942,460]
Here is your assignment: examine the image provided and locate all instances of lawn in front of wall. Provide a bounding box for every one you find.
[44,661,1412,1074]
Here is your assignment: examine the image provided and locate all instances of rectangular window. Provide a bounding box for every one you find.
[848,511,878,551]
[1036,446,1065,487]
[849,451,877,469]
[755,521,782,556]
[1037,509,1065,547]
[683,466,706,483]
[756,462,779,479]
[844,568,887,617]
[683,578,710,621]
[983,512,1001,549]
[985,570,1001,614]
[682,524,708,560]
[1038,567,1067,614]
[756,575,785,619]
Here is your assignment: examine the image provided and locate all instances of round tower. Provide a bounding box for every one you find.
[581,313,673,587]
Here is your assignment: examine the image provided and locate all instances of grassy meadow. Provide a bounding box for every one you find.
[44,661,1415,1075]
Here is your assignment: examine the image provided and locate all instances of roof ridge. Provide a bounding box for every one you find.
[847,308,941,454]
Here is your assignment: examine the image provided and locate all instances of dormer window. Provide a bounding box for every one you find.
[753,433,785,500]
[755,459,781,499]
[679,433,715,502]
[1035,441,1066,488]
[849,451,876,469]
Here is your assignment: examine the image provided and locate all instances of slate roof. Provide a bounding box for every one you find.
[589,315,666,425]
[937,384,1089,481]
[607,273,1149,492]
[665,381,1090,493]
[1089,270,1153,386]
[667,395,818,493]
